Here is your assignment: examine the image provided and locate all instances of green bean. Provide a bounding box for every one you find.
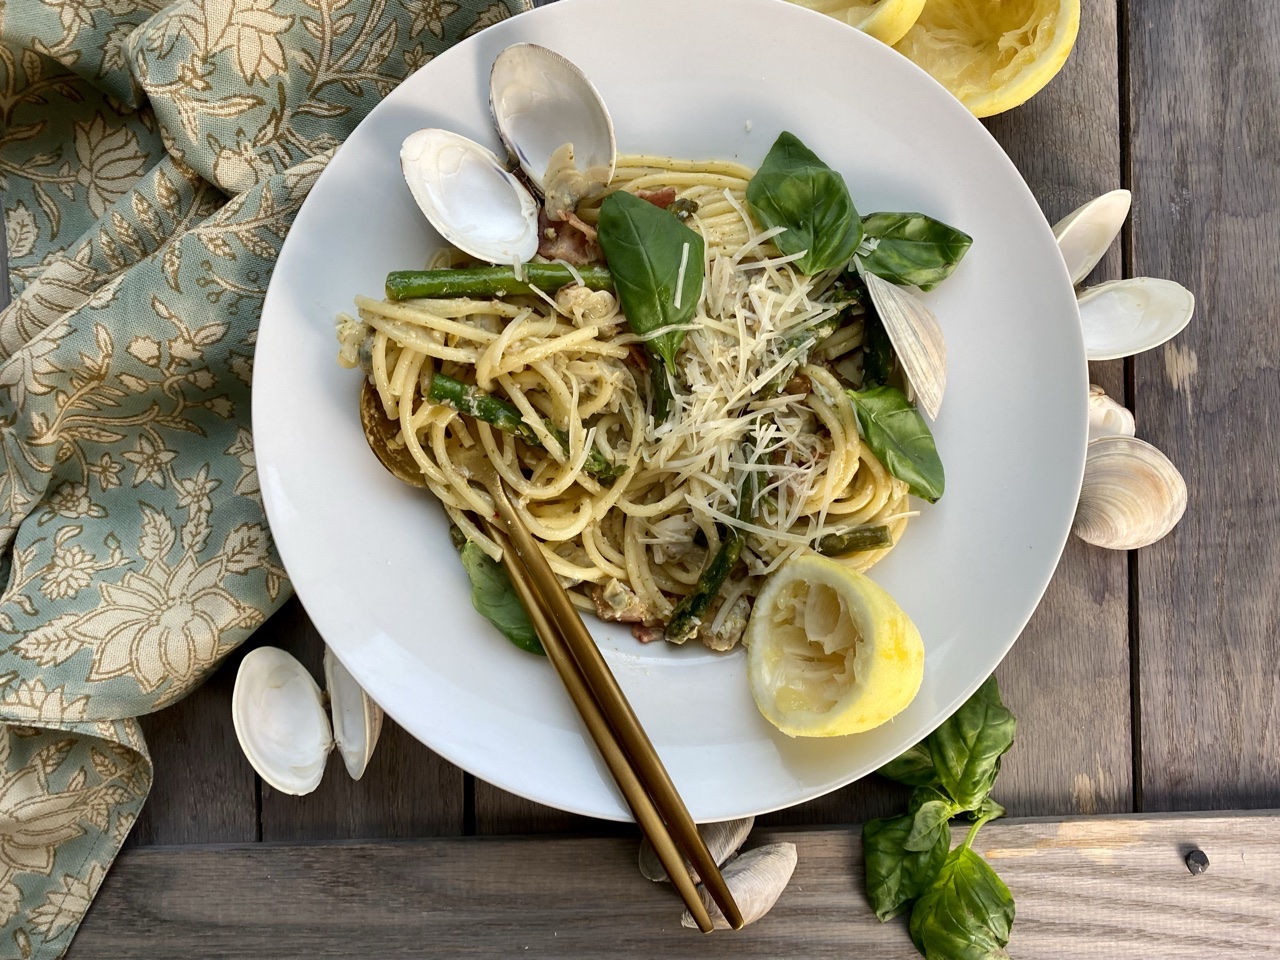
[665,475,757,644]
[427,374,624,485]
[385,265,613,301]
[816,524,894,557]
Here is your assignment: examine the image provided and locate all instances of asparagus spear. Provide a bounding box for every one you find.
[815,524,894,557]
[665,475,757,644]
[427,373,625,484]
[386,264,612,301]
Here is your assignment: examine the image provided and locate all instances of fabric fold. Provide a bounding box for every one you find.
[0,0,530,955]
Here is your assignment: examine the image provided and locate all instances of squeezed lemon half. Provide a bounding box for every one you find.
[746,554,924,737]
[788,0,927,46]
[894,0,1081,118]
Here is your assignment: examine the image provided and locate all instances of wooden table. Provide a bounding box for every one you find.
[69,0,1280,954]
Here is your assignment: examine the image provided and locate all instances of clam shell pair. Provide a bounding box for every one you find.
[1053,189,1195,360]
[401,44,616,265]
[232,646,384,795]
[638,816,798,930]
[1076,384,1187,550]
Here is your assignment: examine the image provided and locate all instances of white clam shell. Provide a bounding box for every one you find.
[680,842,798,930]
[1077,277,1195,361]
[1087,384,1136,442]
[1053,189,1131,286]
[233,647,332,796]
[1073,436,1187,550]
[324,647,384,781]
[639,816,754,882]
[859,265,947,419]
[400,128,539,265]
[490,43,616,196]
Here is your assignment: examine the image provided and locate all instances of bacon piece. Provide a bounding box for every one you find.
[631,623,666,644]
[537,208,601,265]
[636,187,677,209]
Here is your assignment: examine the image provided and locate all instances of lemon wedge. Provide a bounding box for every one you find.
[746,555,924,737]
[894,0,1081,118]
[788,0,927,46]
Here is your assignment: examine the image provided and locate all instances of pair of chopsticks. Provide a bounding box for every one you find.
[479,478,744,933]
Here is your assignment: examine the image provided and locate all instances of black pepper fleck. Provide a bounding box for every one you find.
[1185,849,1209,875]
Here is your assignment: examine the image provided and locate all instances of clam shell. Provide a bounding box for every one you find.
[679,842,798,930]
[323,647,384,781]
[400,128,539,265]
[1073,436,1187,550]
[1077,277,1195,361]
[1087,384,1136,442]
[1052,189,1131,286]
[489,43,616,199]
[638,816,754,882]
[859,265,947,419]
[233,647,332,796]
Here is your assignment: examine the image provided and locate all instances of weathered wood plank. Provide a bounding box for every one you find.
[128,642,258,846]
[1128,0,1280,809]
[981,0,1132,818]
[72,812,1280,958]
[257,598,466,840]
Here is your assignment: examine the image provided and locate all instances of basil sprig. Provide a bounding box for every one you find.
[847,386,945,502]
[863,677,1017,957]
[459,541,544,656]
[746,131,863,275]
[597,189,705,372]
[860,212,973,291]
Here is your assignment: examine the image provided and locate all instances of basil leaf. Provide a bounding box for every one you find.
[905,787,959,853]
[929,676,1016,811]
[862,814,951,922]
[861,212,973,291]
[847,386,945,502]
[877,741,939,788]
[909,846,1015,960]
[597,190,704,371]
[459,542,544,656]
[746,131,862,275]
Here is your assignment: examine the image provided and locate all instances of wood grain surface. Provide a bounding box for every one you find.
[70,812,1280,959]
[984,0,1133,819]
[1128,0,1280,811]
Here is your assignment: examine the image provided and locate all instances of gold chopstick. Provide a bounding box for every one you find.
[484,486,745,932]
[484,523,716,932]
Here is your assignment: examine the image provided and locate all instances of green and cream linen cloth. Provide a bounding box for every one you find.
[0,0,529,955]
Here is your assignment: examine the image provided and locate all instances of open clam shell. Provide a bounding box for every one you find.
[1053,189,1131,286]
[1073,436,1187,550]
[1087,384,1136,442]
[324,647,384,781]
[679,842,798,931]
[400,128,539,265]
[233,646,385,795]
[639,816,754,883]
[859,265,947,419]
[1077,277,1195,361]
[489,43,616,214]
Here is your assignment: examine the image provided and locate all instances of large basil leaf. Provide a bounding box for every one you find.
[909,846,1015,960]
[459,542,544,656]
[905,787,960,853]
[746,131,862,275]
[861,212,973,291]
[877,741,939,788]
[929,676,1016,811]
[597,190,705,371]
[862,814,951,922]
[847,386,945,502]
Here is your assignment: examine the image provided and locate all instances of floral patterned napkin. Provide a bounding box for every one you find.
[0,1,529,955]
